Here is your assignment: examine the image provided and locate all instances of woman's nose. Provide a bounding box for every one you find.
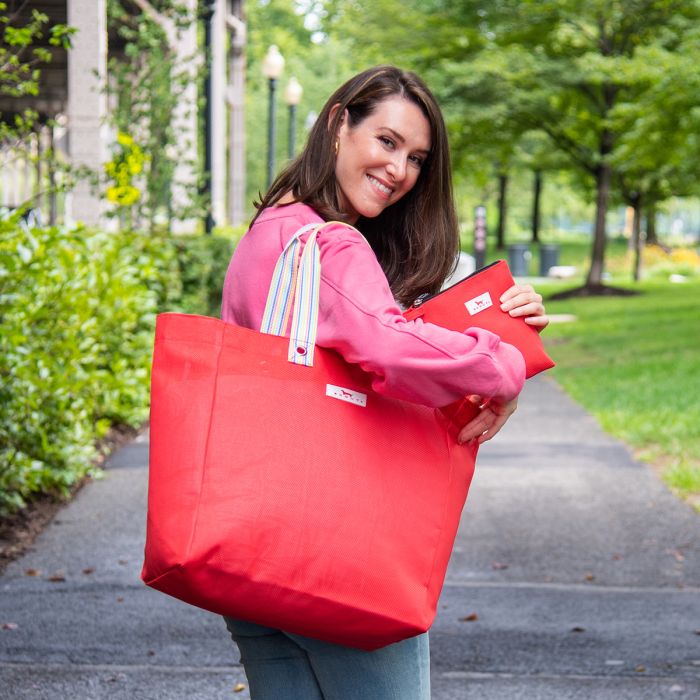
[386,153,407,182]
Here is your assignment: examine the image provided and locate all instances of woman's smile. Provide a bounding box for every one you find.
[366,174,394,199]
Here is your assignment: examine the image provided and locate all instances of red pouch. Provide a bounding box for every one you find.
[403,260,555,378]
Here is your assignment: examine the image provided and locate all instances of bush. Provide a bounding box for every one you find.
[644,244,700,278]
[0,216,179,514]
[171,233,235,317]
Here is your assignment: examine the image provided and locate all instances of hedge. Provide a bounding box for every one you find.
[0,217,185,514]
[172,233,236,317]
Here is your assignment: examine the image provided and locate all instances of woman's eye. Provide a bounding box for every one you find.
[409,155,424,168]
[378,135,395,148]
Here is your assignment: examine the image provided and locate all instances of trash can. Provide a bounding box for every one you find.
[539,244,560,277]
[508,244,531,277]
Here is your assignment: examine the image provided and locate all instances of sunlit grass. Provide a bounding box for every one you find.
[542,279,700,506]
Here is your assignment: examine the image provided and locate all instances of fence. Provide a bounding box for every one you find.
[0,122,68,226]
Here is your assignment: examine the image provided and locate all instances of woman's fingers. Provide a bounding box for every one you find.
[499,284,549,330]
[500,283,535,303]
[476,411,511,444]
[524,313,550,329]
[457,411,492,444]
[457,397,518,445]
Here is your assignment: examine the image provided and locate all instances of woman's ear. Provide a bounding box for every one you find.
[327,103,345,131]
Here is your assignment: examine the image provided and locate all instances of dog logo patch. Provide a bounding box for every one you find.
[326,384,367,407]
[465,292,493,316]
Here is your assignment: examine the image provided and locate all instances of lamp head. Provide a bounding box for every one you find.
[262,45,285,80]
[284,76,303,106]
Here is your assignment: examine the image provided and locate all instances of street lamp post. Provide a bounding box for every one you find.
[262,45,285,189]
[284,76,303,161]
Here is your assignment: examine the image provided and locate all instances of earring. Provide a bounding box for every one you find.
[334,140,339,156]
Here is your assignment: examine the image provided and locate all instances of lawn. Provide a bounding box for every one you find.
[540,277,700,505]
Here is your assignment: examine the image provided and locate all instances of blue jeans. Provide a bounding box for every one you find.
[224,618,431,700]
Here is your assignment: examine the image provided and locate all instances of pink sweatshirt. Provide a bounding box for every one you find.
[221,203,525,408]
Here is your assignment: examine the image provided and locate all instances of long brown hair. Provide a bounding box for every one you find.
[255,65,458,307]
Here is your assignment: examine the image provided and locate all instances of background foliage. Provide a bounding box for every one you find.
[0,216,180,514]
[0,1,73,141]
[244,0,356,208]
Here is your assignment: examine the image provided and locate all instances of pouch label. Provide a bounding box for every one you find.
[326,384,367,407]
[465,292,493,316]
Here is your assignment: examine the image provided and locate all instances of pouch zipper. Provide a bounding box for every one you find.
[410,260,502,308]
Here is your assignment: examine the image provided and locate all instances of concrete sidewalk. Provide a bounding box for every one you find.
[1,376,699,699]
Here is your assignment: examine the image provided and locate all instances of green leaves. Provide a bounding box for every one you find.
[0,7,69,88]
[0,220,180,515]
[48,24,75,49]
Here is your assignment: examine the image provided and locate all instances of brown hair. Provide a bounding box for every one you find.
[255,65,458,306]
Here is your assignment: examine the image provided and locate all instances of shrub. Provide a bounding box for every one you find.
[171,233,235,317]
[0,216,179,514]
[644,244,700,279]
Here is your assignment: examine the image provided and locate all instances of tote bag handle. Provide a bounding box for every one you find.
[260,221,355,368]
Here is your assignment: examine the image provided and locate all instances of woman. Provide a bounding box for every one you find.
[221,65,547,700]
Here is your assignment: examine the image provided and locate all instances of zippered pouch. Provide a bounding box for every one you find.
[403,260,555,378]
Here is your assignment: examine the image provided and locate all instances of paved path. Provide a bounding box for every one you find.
[1,376,699,699]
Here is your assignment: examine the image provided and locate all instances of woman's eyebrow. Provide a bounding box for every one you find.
[382,127,406,143]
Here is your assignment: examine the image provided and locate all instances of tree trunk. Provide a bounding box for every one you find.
[645,203,658,245]
[631,194,643,282]
[496,173,508,250]
[585,127,614,288]
[531,170,542,244]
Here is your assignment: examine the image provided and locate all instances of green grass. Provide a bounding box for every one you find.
[541,278,700,505]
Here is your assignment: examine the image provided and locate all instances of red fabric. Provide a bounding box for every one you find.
[142,313,478,650]
[403,260,555,378]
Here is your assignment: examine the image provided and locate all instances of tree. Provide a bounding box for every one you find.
[477,0,700,292]
[610,28,700,276]
[327,0,700,292]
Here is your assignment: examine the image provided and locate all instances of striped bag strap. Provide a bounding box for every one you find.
[287,225,322,367]
[261,220,360,367]
[260,222,318,337]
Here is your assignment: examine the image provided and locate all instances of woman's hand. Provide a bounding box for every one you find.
[457,395,519,445]
[500,284,549,331]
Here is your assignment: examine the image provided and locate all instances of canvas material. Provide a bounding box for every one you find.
[142,227,479,651]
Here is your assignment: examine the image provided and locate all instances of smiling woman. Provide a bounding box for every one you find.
[254,66,464,306]
[215,65,548,700]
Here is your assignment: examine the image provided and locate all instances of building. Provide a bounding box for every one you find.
[0,0,245,231]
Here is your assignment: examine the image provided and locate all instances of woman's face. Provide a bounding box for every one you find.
[334,96,431,224]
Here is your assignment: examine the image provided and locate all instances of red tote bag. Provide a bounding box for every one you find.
[142,223,478,650]
[403,260,554,378]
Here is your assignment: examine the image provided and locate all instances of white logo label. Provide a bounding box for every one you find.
[465,291,493,316]
[326,384,367,407]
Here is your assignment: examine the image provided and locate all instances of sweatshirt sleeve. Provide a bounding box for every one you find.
[313,225,526,408]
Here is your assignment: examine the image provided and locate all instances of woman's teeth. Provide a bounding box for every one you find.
[367,175,392,196]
